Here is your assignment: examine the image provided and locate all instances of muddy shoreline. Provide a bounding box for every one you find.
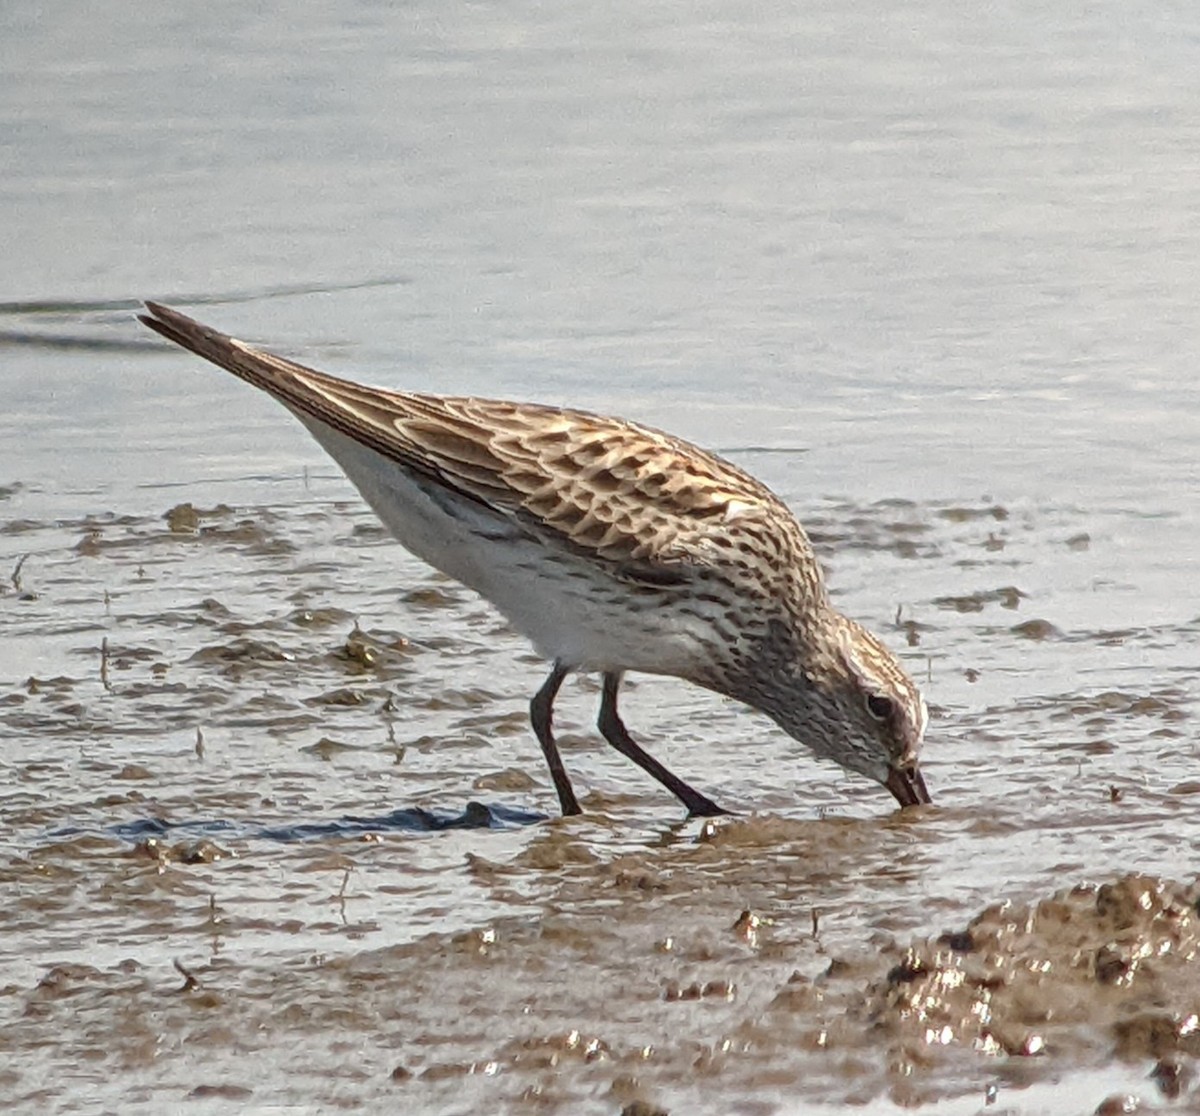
[2,496,1197,1113]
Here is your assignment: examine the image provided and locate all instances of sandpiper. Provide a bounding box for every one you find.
[140,302,931,816]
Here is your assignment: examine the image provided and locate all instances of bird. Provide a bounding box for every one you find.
[139,302,931,817]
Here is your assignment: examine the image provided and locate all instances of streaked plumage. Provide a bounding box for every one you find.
[139,302,931,815]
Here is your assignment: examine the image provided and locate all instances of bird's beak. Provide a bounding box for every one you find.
[885,763,932,808]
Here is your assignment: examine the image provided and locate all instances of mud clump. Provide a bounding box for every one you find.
[872,874,1200,1080]
[163,502,239,534]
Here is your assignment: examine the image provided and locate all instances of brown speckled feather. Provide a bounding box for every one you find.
[139,302,820,594]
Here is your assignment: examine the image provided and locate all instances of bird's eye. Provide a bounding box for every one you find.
[865,694,894,722]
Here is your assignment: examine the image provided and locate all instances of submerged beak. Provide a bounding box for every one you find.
[885,763,932,808]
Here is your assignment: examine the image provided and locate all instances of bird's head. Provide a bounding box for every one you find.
[759,615,931,807]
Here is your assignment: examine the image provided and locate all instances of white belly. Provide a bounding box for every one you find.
[296,413,716,677]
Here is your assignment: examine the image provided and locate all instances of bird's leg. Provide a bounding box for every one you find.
[530,662,582,817]
[597,673,728,817]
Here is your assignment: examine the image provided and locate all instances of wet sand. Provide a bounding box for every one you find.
[2,493,1198,1113]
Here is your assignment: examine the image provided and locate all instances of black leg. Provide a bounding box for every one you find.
[530,662,582,817]
[597,672,728,817]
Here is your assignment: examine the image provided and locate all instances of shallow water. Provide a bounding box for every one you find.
[3,2,1200,1113]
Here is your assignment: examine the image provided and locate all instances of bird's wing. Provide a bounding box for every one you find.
[139,302,802,583]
